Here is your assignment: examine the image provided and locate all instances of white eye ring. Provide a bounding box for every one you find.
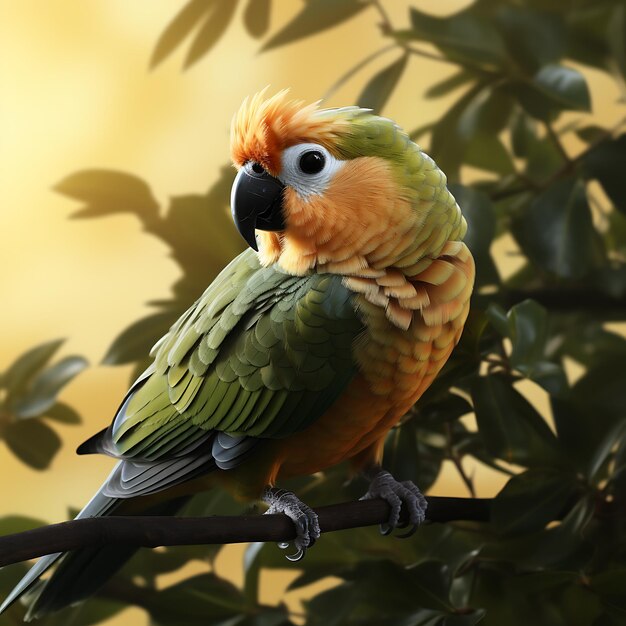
[279,143,345,198]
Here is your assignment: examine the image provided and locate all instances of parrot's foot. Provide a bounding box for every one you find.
[262,488,320,562]
[360,470,428,538]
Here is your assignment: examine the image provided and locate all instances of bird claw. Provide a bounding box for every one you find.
[263,488,320,562]
[395,524,419,539]
[361,470,427,537]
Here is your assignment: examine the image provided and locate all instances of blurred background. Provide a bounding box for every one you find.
[2,1,625,625]
[1,0,502,516]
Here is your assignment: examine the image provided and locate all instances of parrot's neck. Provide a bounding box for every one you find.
[255,150,469,333]
[258,224,471,332]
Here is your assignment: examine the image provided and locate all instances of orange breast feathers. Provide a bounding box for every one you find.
[273,240,475,480]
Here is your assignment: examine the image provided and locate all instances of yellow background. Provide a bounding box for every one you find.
[0,1,622,623]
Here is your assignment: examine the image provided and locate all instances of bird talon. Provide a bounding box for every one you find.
[395,524,418,539]
[285,547,306,562]
[362,470,427,538]
[263,488,320,562]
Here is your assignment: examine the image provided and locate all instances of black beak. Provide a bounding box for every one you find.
[230,165,286,251]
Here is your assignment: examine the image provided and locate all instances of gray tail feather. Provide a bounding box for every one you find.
[0,485,119,616]
[25,496,188,621]
[0,482,188,620]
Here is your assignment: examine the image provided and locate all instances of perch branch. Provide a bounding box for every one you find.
[0,496,490,568]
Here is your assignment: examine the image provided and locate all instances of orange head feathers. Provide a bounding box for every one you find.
[229,91,466,277]
[230,89,348,176]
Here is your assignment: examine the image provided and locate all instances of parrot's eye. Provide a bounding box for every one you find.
[279,143,345,198]
[298,151,325,175]
[251,162,265,175]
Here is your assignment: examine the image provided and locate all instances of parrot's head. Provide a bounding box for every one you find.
[230,90,466,276]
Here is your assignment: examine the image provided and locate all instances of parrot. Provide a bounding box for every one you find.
[1,90,474,619]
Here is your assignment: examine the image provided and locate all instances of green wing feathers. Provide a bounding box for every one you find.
[110,249,363,459]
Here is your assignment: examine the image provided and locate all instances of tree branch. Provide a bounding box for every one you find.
[0,496,491,568]
[502,288,626,314]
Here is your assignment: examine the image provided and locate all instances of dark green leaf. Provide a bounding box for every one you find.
[506,300,547,370]
[593,264,626,299]
[56,597,128,626]
[471,374,561,467]
[610,430,626,499]
[557,322,626,369]
[2,339,64,396]
[606,209,626,255]
[55,170,160,224]
[323,44,398,102]
[511,111,537,158]
[576,125,607,143]
[448,184,498,286]
[383,419,445,493]
[3,419,61,470]
[496,6,565,71]
[512,83,556,121]
[404,560,454,612]
[532,64,591,112]
[261,0,367,52]
[44,402,81,424]
[384,421,421,484]
[407,7,506,66]
[492,469,579,534]
[591,570,626,609]
[485,300,566,394]
[430,81,514,180]
[120,546,199,585]
[150,0,216,68]
[429,82,488,181]
[565,3,614,71]
[13,356,88,419]
[424,70,476,99]
[523,134,563,182]
[184,0,239,69]
[244,0,271,38]
[457,84,515,138]
[550,397,605,477]
[607,4,626,79]
[553,360,626,479]
[306,560,453,624]
[102,311,177,366]
[513,177,603,279]
[485,303,509,337]
[570,354,626,422]
[153,166,243,292]
[482,496,595,570]
[582,135,626,214]
[357,54,408,113]
[587,420,626,483]
[464,132,516,176]
[0,515,44,535]
[513,569,580,594]
[453,308,490,362]
[147,573,245,624]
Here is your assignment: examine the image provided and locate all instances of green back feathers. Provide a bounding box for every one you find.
[110,249,363,459]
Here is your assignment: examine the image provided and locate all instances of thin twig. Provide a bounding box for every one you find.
[489,116,626,204]
[445,423,476,498]
[322,43,397,102]
[368,0,454,66]
[545,121,572,164]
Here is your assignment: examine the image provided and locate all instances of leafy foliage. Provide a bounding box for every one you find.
[4,1,626,625]
[0,340,86,469]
